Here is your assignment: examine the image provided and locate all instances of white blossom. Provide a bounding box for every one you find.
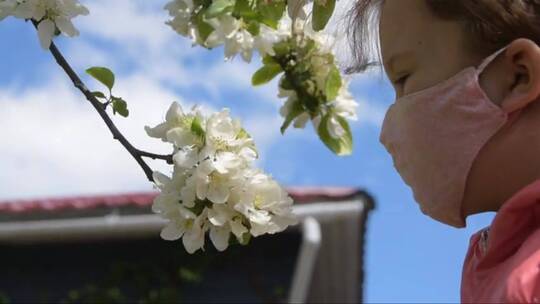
[326,79,358,139]
[278,85,311,129]
[206,15,254,62]
[209,224,230,251]
[253,23,288,57]
[145,102,202,149]
[8,0,89,49]
[187,158,235,205]
[332,79,358,121]
[206,109,242,149]
[235,171,298,237]
[0,0,16,21]
[148,104,298,253]
[164,0,294,62]
[160,209,208,253]
[164,0,201,44]
[151,170,187,214]
[207,203,248,251]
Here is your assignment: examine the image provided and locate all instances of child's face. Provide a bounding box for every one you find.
[379,0,485,99]
[378,0,540,215]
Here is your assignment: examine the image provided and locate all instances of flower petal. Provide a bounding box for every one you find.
[180,176,197,208]
[167,127,195,147]
[160,222,185,241]
[55,17,78,36]
[210,226,230,251]
[208,204,231,226]
[208,181,229,204]
[166,102,184,123]
[230,217,248,238]
[173,148,198,169]
[37,19,55,49]
[12,1,34,19]
[153,171,172,190]
[182,226,205,254]
[145,123,169,141]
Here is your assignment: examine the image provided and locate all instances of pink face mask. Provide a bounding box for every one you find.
[379,46,518,228]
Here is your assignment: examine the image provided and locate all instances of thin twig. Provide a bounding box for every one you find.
[32,20,172,182]
[137,150,174,164]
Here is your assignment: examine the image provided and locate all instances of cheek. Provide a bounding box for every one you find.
[462,114,535,214]
[462,130,508,214]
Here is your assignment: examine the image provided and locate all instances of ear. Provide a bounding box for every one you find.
[500,39,540,113]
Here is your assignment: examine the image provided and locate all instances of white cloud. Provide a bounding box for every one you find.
[76,0,175,53]
[356,98,386,128]
[0,74,189,199]
[64,39,112,69]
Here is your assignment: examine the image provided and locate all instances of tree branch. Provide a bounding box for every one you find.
[32,20,172,182]
[137,150,174,164]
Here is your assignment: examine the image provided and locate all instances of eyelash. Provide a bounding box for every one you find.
[394,74,409,85]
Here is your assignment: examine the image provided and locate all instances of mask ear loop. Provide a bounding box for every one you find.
[476,45,523,121]
[475,46,518,117]
[477,46,524,121]
[476,46,509,75]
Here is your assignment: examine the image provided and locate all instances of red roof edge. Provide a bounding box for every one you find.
[0,187,372,214]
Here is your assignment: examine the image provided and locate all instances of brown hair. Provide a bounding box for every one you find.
[345,0,540,74]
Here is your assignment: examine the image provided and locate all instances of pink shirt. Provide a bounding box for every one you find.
[461,179,540,303]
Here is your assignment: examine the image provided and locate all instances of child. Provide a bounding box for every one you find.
[347,0,540,302]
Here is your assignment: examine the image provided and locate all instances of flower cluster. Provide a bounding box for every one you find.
[165,0,358,155]
[0,0,88,49]
[269,17,358,155]
[279,78,358,139]
[164,0,290,62]
[146,102,298,253]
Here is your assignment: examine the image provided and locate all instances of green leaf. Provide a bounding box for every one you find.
[245,20,260,36]
[178,267,202,283]
[239,231,251,245]
[272,40,290,56]
[325,66,342,100]
[0,293,10,304]
[86,67,115,91]
[205,0,234,18]
[111,97,129,117]
[299,37,317,56]
[191,116,205,138]
[252,63,283,86]
[317,114,353,155]
[92,91,107,99]
[234,0,257,19]
[279,76,294,90]
[236,128,251,139]
[312,0,336,31]
[195,12,214,44]
[193,0,212,8]
[258,0,286,29]
[262,55,276,65]
[280,100,304,134]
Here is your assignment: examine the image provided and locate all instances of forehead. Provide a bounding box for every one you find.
[379,0,468,73]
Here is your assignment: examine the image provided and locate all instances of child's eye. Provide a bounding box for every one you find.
[394,74,409,86]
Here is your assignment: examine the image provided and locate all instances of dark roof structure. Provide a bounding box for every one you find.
[0,187,376,303]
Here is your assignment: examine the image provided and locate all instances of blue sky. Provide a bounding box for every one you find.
[0,1,496,302]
